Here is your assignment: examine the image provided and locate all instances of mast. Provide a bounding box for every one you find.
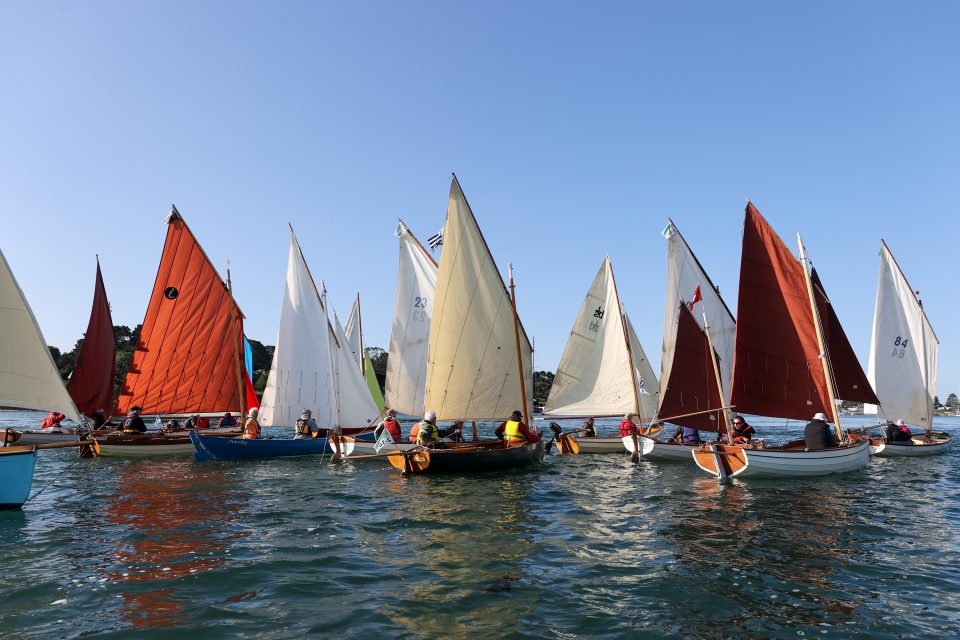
[608,257,642,422]
[702,312,732,442]
[509,263,530,426]
[226,269,246,417]
[398,218,439,268]
[797,234,843,441]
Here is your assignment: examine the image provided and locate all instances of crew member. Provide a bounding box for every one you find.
[376,409,402,442]
[578,417,597,438]
[804,412,836,450]
[495,410,537,447]
[414,410,462,446]
[671,426,702,445]
[731,415,756,444]
[886,419,914,445]
[218,412,237,428]
[243,408,261,439]
[618,413,641,438]
[121,406,147,434]
[197,415,211,429]
[40,411,66,433]
[91,409,108,430]
[294,409,318,439]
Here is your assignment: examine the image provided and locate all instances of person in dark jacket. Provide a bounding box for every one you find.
[671,426,701,445]
[577,417,597,438]
[804,412,835,450]
[885,419,914,445]
[731,415,756,443]
[91,409,108,430]
[120,406,147,434]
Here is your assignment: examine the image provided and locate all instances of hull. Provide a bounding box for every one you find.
[3,429,78,445]
[351,439,416,455]
[416,439,543,474]
[574,436,630,454]
[639,437,702,461]
[0,447,38,509]
[694,436,871,479]
[871,432,952,457]
[96,428,240,457]
[190,431,332,461]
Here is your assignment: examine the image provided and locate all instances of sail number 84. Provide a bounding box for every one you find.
[892,336,909,358]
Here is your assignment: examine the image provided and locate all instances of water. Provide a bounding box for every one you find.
[3,411,960,639]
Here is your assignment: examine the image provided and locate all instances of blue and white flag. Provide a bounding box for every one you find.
[428,228,444,251]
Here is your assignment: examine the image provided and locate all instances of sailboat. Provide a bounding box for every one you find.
[348,176,542,473]
[693,203,876,480]
[632,220,737,461]
[1,248,96,509]
[864,241,950,455]
[543,256,658,453]
[98,206,249,456]
[191,226,376,460]
[339,295,386,414]
[7,257,116,446]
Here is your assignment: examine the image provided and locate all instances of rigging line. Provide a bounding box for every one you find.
[26,455,84,502]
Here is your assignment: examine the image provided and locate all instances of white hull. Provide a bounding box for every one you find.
[3,429,78,445]
[576,436,633,454]
[695,437,871,479]
[639,437,701,461]
[871,433,952,457]
[351,440,416,455]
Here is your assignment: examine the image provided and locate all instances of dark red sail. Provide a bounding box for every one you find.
[811,269,879,405]
[730,203,835,422]
[116,207,245,416]
[67,259,116,417]
[659,303,726,431]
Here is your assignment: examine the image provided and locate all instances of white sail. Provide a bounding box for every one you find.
[624,312,659,425]
[342,296,363,373]
[330,309,381,429]
[384,225,438,417]
[423,176,533,421]
[544,257,638,417]
[660,219,736,405]
[864,242,938,429]
[0,248,82,424]
[258,232,337,428]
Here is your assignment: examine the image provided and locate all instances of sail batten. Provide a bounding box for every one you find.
[66,259,116,417]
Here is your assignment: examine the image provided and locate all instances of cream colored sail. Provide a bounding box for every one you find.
[342,296,363,373]
[0,248,82,424]
[423,176,533,421]
[384,224,438,417]
[544,257,637,417]
[258,231,337,428]
[624,312,659,424]
[864,242,938,430]
[330,308,381,429]
[660,219,736,406]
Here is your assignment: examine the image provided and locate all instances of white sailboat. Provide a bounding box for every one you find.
[864,241,950,455]
[543,257,658,453]
[339,295,386,414]
[0,248,87,509]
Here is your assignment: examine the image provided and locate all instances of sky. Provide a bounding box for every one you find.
[3,1,960,397]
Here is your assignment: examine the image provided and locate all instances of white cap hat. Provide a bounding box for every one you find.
[813,412,828,421]
[424,410,437,422]
[895,418,905,426]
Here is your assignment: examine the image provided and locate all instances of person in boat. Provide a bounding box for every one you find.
[40,411,67,433]
[91,409,108,430]
[197,415,211,429]
[618,413,641,438]
[670,425,702,445]
[804,412,836,450]
[577,417,597,438]
[184,414,200,429]
[886,419,914,445]
[730,415,756,444]
[375,408,402,442]
[294,409,319,439]
[218,412,237,428]
[120,406,147,434]
[495,410,537,447]
[415,410,462,447]
[243,408,261,439]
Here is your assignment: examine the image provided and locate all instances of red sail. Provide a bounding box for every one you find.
[67,259,116,417]
[658,303,726,431]
[730,203,834,422]
[116,208,245,415]
[811,269,879,405]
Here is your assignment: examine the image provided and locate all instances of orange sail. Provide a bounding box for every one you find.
[115,207,245,415]
[730,203,833,421]
[67,258,116,417]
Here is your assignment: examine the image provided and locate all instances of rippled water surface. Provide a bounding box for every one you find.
[2,411,960,639]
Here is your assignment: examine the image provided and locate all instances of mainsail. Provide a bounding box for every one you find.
[66,258,116,417]
[259,230,337,428]
[384,223,438,417]
[545,257,643,418]
[623,312,659,423]
[423,176,533,421]
[339,296,385,413]
[661,219,736,406]
[330,310,381,429]
[0,248,82,424]
[116,207,246,416]
[864,241,938,429]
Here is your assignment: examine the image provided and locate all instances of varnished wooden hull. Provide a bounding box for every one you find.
[416,439,543,473]
[96,428,241,457]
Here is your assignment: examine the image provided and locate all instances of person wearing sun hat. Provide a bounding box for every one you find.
[804,412,835,450]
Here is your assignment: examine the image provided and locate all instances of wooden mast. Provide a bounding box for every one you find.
[797,233,843,442]
[702,310,733,442]
[509,263,530,426]
[607,256,643,425]
[226,269,246,418]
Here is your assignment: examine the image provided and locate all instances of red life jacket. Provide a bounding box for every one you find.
[197,417,210,429]
[41,413,65,430]
[383,418,401,441]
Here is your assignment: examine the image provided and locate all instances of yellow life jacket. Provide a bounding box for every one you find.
[503,420,525,444]
[295,419,312,437]
[415,421,439,445]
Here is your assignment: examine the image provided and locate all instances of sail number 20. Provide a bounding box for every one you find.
[891,336,909,359]
[412,296,428,322]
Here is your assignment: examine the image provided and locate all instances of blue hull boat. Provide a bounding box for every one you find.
[0,447,38,509]
[190,432,333,461]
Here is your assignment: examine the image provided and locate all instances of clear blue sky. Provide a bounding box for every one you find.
[3,2,959,398]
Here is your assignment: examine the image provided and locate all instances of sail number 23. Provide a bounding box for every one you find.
[412,296,428,322]
[891,336,909,359]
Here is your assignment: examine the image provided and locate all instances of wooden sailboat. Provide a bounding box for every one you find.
[8,258,116,446]
[349,176,543,473]
[193,226,376,461]
[97,206,249,456]
[693,203,876,479]
[864,241,950,455]
[0,248,95,508]
[543,256,658,453]
[632,219,738,461]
